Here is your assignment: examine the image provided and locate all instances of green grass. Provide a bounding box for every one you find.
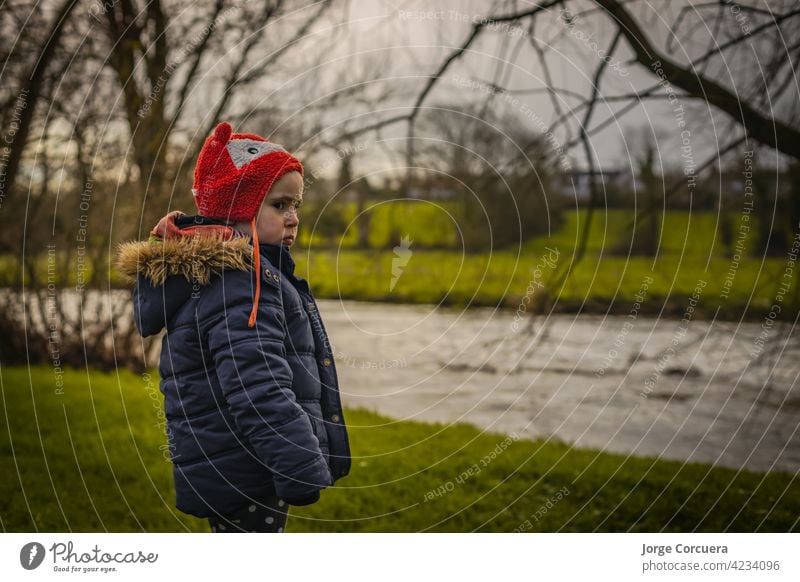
[4,209,797,318]
[288,208,799,318]
[299,201,460,249]
[1,366,798,532]
[299,206,736,256]
[296,248,796,318]
[541,208,726,256]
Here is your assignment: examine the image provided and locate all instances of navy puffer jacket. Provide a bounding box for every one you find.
[117,223,350,518]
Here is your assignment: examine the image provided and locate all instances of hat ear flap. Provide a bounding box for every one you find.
[214,122,232,144]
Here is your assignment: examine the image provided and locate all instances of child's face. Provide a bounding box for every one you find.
[254,171,303,246]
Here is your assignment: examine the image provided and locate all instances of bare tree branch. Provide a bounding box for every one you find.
[168,0,227,130]
[596,0,800,158]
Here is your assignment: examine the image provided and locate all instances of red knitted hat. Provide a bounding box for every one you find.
[192,121,304,222]
[192,121,304,329]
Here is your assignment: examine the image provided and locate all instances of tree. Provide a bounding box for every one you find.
[612,127,662,256]
[416,103,554,251]
[0,0,80,209]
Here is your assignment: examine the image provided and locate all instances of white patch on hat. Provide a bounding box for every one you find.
[191,188,199,197]
[227,139,287,170]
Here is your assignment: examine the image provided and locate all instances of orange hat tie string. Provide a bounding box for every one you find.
[248,216,261,328]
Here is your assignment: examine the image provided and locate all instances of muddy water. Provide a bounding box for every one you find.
[318,300,800,474]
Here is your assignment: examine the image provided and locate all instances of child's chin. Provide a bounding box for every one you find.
[261,236,293,246]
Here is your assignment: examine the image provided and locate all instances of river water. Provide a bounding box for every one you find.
[317,300,800,474]
[13,288,798,474]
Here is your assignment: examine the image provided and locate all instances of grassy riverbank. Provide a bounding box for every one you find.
[1,366,797,532]
[295,209,798,320]
[0,206,800,320]
[3,210,797,320]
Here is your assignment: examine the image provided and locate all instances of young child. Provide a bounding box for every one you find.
[117,121,351,533]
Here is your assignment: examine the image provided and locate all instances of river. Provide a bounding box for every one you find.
[317,300,800,474]
[13,288,799,474]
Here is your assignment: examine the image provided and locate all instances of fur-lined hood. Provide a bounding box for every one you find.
[116,235,253,286]
[116,211,299,336]
[115,211,259,337]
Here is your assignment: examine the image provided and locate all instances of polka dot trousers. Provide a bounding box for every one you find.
[208,497,290,533]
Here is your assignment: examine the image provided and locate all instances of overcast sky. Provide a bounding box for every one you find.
[262,0,782,181]
[167,0,788,181]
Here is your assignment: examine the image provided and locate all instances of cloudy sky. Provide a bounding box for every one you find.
[266,0,773,180]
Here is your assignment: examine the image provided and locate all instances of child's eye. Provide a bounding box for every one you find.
[274,201,302,211]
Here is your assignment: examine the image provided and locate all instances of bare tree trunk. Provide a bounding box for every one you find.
[0,0,79,205]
